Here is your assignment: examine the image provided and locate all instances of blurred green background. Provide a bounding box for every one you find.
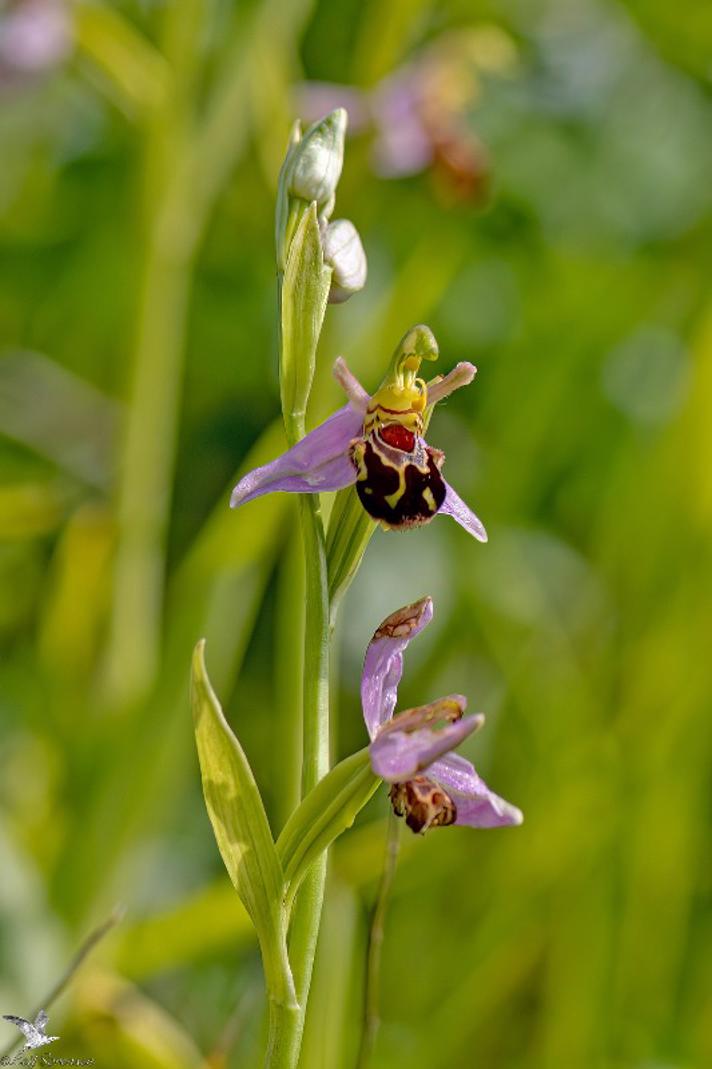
[1,0,711,1066]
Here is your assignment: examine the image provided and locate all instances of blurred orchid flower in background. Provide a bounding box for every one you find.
[296,26,518,200]
[362,597,523,833]
[0,0,71,87]
[231,324,487,538]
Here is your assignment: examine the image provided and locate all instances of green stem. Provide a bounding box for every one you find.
[271,478,330,1066]
[265,855,326,1068]
[265,995,303,1069]
[267,234,331,1065]
[298,492,330,794]
[274,523,306,831]
[357,811,401,1069]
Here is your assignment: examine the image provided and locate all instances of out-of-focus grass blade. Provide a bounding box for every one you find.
[0,820,66,1009]
[0,351,119,489]
[172,420,286,585]
[74,3,170,119]
[277,748,380,905]
[166,418,288,694]
[113,880,253,980]
[72,969,204,1069]
[57,424,288,922]
[39,503,114,684]
[0,481,67,539]
[191,641,295,1007]
[351,0,432,85]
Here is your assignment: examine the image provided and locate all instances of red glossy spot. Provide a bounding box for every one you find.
[379,423,416,453]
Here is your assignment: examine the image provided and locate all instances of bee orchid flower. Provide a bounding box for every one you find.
[362,597,523,834]
[231,324,487,539]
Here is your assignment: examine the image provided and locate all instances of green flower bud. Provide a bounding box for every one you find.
[321,219,367,303]
[288,108,347,213]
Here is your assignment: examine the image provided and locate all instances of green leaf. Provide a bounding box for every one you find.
[277,747,380,906]
[191,641,296,1007]
[280,202,332,443]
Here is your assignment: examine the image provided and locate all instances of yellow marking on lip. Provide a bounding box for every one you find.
[422,487,436,512]
[384,466,407,509]
[364,380,428,437]
[350,440,369,481]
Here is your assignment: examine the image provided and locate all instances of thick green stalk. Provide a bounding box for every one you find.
[266,995,303,1068]
[266,857,326,1067]
[266,445,330,1068]
[298,491,331,794]
[274,524,306,831]
[268,226,331,1062]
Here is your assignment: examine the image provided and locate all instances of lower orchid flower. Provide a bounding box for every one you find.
[231,324,487,539]
[362,597,523,834]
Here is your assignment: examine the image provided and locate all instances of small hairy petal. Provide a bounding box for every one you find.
[429,752,523,828]
[426,362,477,406]
[360,597,433,739]
[439,481,488,542]
[230,404,361,507]
[370,709,484,782]
[333,356,369,411]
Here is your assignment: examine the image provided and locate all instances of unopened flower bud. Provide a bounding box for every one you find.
[288,108,347,214]
[321,219,367,303]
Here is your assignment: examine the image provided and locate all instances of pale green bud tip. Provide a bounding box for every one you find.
[322,219,367,303]
[381,325,439,389]
[397,324,439,364]
[289,108,348,210]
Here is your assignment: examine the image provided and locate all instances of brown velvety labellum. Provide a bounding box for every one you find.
[351,437,446,529]
[390,777,457,834]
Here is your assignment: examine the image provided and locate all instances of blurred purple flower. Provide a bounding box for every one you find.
[0,0,71,85]
[362,597,523,833]
[295,30,502,198]
[370,66,434,178]
[231,325,487,538]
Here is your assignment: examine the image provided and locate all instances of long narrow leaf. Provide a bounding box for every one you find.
[191,641,295,1006]
[277,748,380,905]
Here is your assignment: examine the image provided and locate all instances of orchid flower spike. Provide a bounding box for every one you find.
[231,325,487,538]
[361,597,522,834]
